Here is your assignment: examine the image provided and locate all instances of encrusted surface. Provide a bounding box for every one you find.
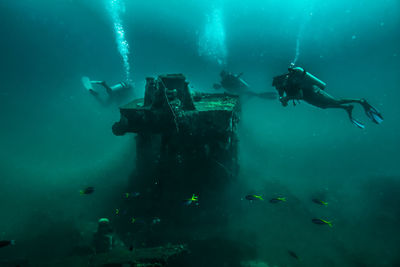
[120,93,239,112]
[193,93,239,112]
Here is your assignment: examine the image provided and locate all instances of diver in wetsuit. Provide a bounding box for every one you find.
[82,76,133,106]
[272,64,383,128]
[214,70,277,99]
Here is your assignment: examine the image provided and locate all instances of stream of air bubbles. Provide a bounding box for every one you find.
[198,8,227,66]
[107,0,131,81]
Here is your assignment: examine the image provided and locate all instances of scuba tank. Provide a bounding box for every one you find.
[289,66,326,90]
[110,81,129,92]
[238,77,250,89]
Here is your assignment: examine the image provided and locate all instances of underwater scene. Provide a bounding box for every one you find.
[0,0,399,266]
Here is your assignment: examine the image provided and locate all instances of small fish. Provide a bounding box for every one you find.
[115,209,120,215]
[312,218,333,227]
[269,197,286,203]
[183,194,199,206]
[80,186,95,195]
[131,217,136,224]
[245,195,264,201]
[312,198,328,206]
[0,240,15,248]
[189,194,199,202]
[288,250,299,260]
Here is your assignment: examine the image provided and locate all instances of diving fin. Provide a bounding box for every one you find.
[351,118,365,129]
[363,102,383,124]
[81,76,93,91]
[347,105,365,129]
[367,110,383,124]
[371,112,383,124]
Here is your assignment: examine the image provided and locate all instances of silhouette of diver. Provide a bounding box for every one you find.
[82,76,133,106]
[272,64,383,128]
[214,70,277,99]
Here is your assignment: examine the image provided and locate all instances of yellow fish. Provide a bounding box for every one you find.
[312,198,328,206]
[312,218,333,227]
[245,195,264,201]
[269,197,286,203]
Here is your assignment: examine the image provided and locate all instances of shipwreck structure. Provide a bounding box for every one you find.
[112,74,241,243]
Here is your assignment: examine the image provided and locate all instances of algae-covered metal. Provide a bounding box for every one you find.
[112,74,241,245]
[112,74,240,136]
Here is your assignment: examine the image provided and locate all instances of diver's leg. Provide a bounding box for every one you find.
[95,81,113,95]
[303,87,346,109]
[306,90,362,110]
[97,82,114,104]
[335,98,363,105]
[89,89,99,96]
[303,88,365,128]
[89,91,107,106]
[343,104,365,129]
[317,101,366,128]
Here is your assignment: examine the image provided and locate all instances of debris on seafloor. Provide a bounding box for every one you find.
[36,244,188,267]
[241,260,278,267]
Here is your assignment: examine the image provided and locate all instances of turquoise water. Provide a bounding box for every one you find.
[0,0,399,266]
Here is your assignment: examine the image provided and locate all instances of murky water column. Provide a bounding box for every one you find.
[291,6,314,65]
[107,0,131,81]
[198,8,227,66]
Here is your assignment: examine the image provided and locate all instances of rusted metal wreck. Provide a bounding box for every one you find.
[112,74,241,239]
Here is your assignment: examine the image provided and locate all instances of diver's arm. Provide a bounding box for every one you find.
[279,90,289,107]
[280,96,289,107]
[277,87,288,106]
[276,86,285,97]
[280,89,302,106]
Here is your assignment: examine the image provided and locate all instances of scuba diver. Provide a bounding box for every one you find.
[214,70,277,99]
[272,64,383,128]
[82,76,133,106]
